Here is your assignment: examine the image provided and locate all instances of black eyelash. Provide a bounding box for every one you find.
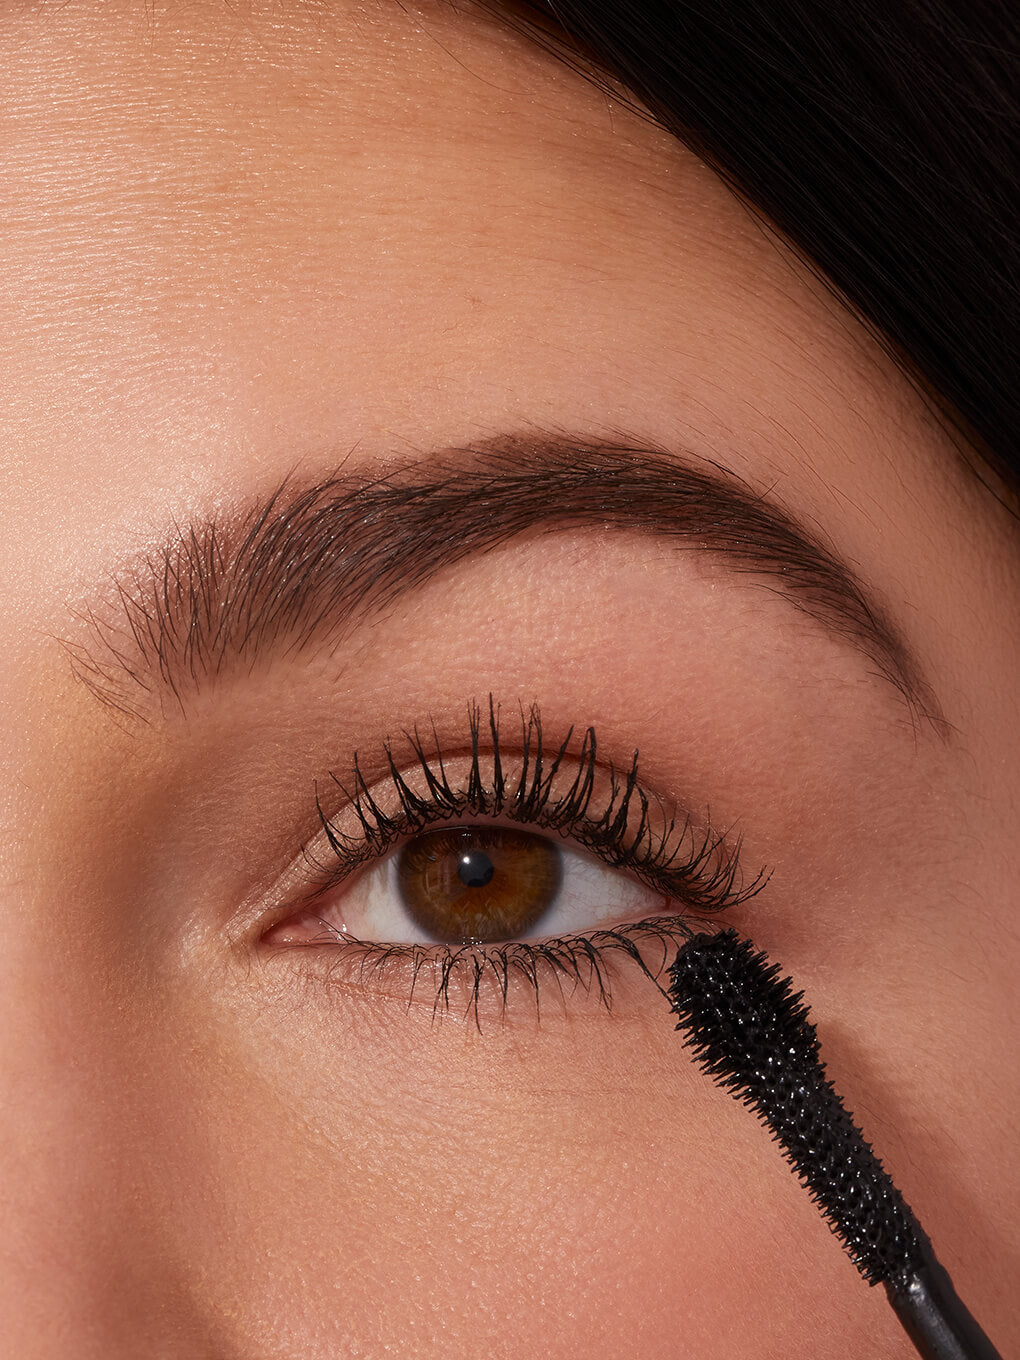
[309,917,702,1028]
[288,697,766,1022]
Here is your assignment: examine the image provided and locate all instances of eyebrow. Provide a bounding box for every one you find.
[68,434,942,728]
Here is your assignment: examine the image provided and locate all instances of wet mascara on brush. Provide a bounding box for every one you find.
[667,929,1003,1360]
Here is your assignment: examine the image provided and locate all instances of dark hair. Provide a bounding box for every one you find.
[486,1,1018,495]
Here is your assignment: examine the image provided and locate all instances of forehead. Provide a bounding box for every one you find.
[1,1,704,339]
[0,0,870,452]
[0,0,972,641]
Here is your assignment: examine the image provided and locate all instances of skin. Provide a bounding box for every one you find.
[0,2,1017,1356]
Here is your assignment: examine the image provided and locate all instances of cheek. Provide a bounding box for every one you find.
[107,975,906,1359]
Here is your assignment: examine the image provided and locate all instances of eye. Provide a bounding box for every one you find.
[257,699,766,1020]
[265,822,663,948]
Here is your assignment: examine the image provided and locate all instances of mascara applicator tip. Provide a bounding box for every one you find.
[667,928,1003,1360]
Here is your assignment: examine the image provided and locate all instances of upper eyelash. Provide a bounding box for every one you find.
[283,697,767,1023]
[308,696,762,913]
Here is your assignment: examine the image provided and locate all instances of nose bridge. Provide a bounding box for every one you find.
[0,649,209,1356]
[0,914,115,1354]
[0,902,174,1359]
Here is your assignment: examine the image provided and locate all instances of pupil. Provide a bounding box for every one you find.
[457,849,495,889]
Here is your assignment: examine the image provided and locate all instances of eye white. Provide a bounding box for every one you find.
[332,828,664,945]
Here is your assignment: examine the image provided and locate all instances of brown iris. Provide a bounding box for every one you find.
[396,826,563,944]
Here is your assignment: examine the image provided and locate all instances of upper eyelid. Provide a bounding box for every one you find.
[292,701,766,917]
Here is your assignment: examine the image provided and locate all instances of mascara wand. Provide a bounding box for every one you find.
[667,929,1003,1360]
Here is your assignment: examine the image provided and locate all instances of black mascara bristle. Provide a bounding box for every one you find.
[669,929,924,1287]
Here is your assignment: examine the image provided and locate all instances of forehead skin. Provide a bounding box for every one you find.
[0,3,1017,1359]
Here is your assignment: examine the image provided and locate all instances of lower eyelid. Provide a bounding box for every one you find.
[263,912,700,1025]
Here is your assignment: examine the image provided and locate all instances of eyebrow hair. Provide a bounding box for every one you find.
[67,434,942,729]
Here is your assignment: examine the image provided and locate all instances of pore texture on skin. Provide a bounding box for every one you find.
[0,3,1016,1358]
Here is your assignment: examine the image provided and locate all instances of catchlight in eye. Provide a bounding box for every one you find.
[396,826,563,944]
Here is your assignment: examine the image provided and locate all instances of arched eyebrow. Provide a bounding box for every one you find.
[67,434,943,729]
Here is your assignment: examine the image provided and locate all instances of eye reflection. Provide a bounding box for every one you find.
[398,826,563,944]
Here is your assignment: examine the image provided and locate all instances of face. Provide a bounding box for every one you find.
[1,2,1016,1356]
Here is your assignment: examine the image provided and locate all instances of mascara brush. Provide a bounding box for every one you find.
[667,929,1003,1360]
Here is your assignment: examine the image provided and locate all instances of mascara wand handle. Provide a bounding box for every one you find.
[885,1254,1003,1360]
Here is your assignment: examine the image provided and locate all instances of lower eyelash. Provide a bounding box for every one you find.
[279,913,707,1028]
